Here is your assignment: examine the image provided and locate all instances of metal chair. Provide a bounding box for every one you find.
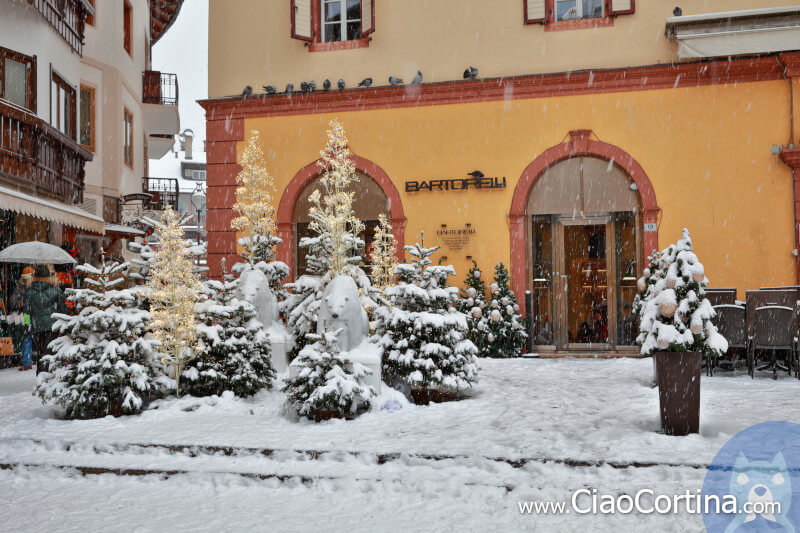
[745,290,797,379]
[750,306,797,380]
[712,304,746,374]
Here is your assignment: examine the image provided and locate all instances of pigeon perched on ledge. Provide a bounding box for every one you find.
[285,83,294,94]
[263,85,277,94]
[358,77,373,87]
[463,66,478,80]
[337,79,346,91]
[411,71,423,85]
[323,79,331,91]
[389,76,403,85]
[242,85,253,96]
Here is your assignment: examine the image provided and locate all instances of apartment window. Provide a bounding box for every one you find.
[79,85,95,151]
[51,71,76,139]
[123,0,132,57]
[524,0,634,26]
[191,170,206,181]
[291,0,374,46]
[86,0,95,26]
[0,46,36,111]
[123,108,133,167]
[555,0,603,21]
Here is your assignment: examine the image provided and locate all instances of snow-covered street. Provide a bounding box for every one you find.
[1,358,797,531]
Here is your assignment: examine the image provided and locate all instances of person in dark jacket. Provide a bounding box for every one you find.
[23,265,66,373]
[10,266,34,312]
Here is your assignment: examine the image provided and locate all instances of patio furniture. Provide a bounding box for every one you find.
[746,290,797,379]
[711,303,746,374]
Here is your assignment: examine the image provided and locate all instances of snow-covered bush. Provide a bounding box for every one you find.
[460,260,488,354]
[36,260,167,419]
[375,236,478,395]
[638,229,727,358]
[483,263,527,358]
[284,327,375,420]
[189,263,276,397]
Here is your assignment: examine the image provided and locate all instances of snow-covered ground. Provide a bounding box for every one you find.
[0,358,797,531]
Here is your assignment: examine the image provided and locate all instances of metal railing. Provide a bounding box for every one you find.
[141,177,179,211]
[0,99,92,204]
[142,71,179,106]
[31,0,90,55]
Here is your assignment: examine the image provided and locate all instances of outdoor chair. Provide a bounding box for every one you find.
[745,290,798,379]
[711,304,746,375]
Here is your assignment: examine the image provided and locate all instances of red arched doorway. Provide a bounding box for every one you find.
[509,130,659,352]
[276,154,406,280]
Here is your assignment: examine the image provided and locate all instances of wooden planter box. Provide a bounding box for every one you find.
[655,351,701,436]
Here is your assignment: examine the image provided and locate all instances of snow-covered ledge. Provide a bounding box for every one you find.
[666,6,800,59]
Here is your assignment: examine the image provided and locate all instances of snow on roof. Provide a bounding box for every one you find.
[148,142,206,193]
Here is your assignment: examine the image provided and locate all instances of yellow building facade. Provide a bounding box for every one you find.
[203,1,800,354]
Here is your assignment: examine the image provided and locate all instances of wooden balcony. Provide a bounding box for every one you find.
[31,0,92,56]
[0,99,93,204]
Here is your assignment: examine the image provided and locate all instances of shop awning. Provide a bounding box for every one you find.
[666,6,800,59]
[104,223,145,236]
[0,185,105,234]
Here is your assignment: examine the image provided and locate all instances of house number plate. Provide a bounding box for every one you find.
[644,223,657,232]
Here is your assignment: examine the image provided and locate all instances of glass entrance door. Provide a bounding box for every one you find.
[529,213,639,352]
[562,221,610,349]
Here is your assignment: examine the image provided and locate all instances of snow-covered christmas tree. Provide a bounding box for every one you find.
[375,234,478,400]
[483,263,527,358]
[36,258,166,419]
[284,326,375,421]
[148,207,205,397]
[460,260,488,355]
[638,229,727,358]
[190,259,276,397]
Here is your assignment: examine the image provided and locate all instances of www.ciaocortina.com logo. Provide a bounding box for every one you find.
[703,421,800,532]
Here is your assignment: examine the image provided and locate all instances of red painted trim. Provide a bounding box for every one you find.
[291,0,313,42]
[545,16,613,32]
[779,51,800,78]
[508,130,658,309]
[362,0,375,37]
[276,153,406,280]
[200,56,784,120]
[523,0,547,24]
[606,0,635,16]
[309,37,369,52]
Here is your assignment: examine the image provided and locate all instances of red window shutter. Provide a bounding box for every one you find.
[524,0,547,24]
[291,0,313,42]
[361,0,375,36]
[606,0,635,16]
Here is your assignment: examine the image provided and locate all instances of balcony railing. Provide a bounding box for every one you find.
[143,71,179,106]
[142,177,179,211]
[31,0,90,56]
[0,99,92,204]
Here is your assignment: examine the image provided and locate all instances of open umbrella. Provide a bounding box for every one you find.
[0,241,77,265]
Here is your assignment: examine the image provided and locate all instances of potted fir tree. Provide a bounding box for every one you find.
[638,229,727,435]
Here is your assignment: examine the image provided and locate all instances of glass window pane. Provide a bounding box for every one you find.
[616,213,638,346]
[51,81,58,128]
[346,21,361,40]
[531,218,554,346]
[556,0,577,21]
[80,88,92,147]
[324,1,341,23]
[4,58,27,108]
[60,87,67,135]
[323,22,341,42]
[346,0,361,21]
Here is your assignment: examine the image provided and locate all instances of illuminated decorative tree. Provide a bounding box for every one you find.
[148,207,205,397]
[370,214,398,291]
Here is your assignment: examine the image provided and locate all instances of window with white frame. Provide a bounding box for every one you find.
[191,169,206,181]
[555,0,604,21]
[321,0,361,43]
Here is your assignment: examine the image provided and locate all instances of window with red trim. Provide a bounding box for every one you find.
[123,107,133,168]
[0,46,36,112]
[292,0,374,49]
[123,0,132,57]
[86,0,95,26]
[51,70,76,140]
[524,0,634,26]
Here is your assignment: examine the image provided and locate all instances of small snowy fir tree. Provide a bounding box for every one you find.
[36,258,164,419]
[148,207,205,397]
[231,129,290,304]
[638,229,728,358]
[282,119,383,357]
[459,261,489,355]
[370,214,398,291]
[283,326,375,420]
[375,234,478,397]
[483,263,527,358]
[191,259,276,397]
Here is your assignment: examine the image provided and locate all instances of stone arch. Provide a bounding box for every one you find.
[508,130,659,306]
[276,154,406,279]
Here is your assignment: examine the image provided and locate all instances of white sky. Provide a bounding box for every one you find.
[151,0,209,147]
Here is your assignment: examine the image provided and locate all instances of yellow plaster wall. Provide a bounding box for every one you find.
[209,0,800,98]
[242,80,795,296]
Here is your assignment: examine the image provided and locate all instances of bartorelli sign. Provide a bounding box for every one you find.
[405,177,507,193]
